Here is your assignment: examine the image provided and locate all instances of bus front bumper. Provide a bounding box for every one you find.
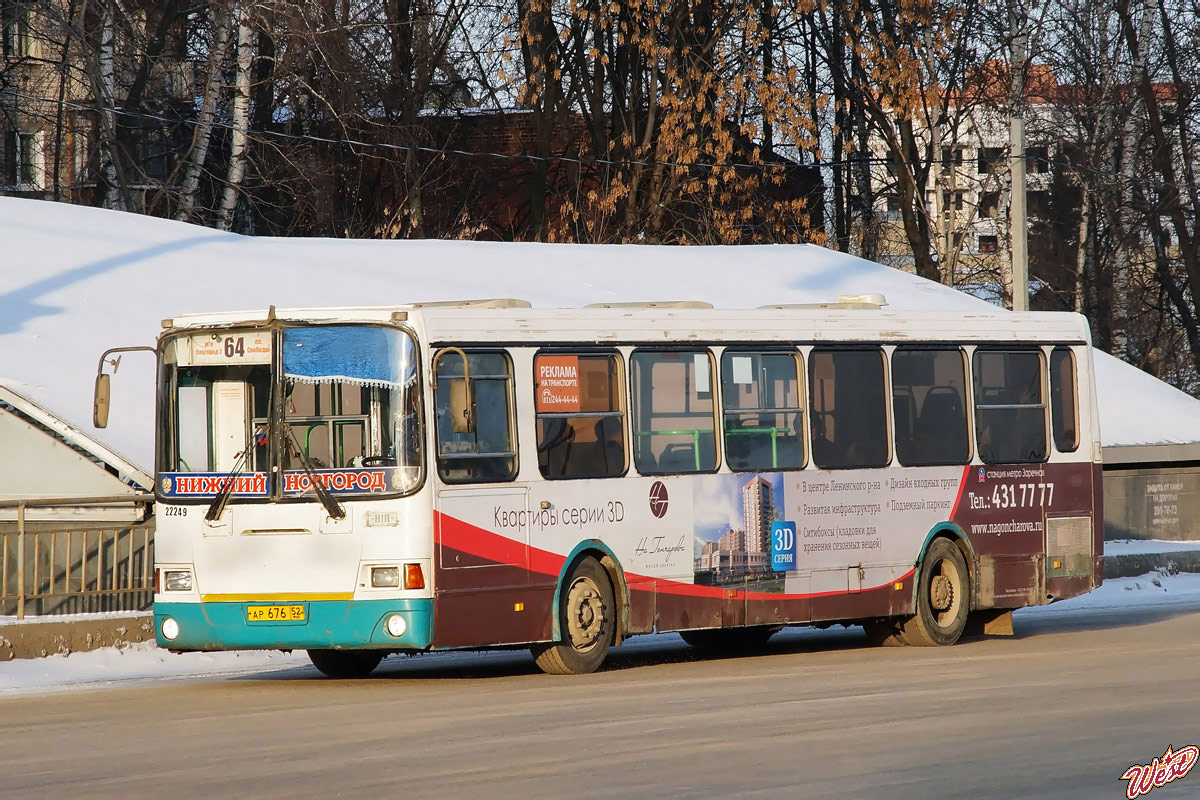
[154,598,433,651]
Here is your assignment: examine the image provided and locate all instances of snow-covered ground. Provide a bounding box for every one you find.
[2,570,1198,698]
[1104,539,1200,555]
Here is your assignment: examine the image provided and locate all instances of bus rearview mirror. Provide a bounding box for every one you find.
[93,373,111,429]
[449,379,474,434]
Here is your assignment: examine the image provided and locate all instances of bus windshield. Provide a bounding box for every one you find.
[158,324,422,500]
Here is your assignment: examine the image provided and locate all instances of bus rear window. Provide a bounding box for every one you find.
[1051,347,1079,452]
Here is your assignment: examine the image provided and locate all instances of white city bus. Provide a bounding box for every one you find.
[96,297,1103,676]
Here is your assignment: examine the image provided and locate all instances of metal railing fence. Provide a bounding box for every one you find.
[0,495,155,620]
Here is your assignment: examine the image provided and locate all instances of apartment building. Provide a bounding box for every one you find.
[867,64,1069,293]
[1,0,190,205]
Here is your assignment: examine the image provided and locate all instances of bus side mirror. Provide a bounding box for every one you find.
[92,345,156,430]
[449,379,474,434]
[93,373,111,429]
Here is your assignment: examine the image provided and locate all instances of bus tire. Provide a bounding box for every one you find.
[307,649,384,678]
[901,538,970,646]
[679,626,778,652]
[531,557,615,675]
[862,620,908,647]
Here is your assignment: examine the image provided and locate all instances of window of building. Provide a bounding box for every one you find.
[977,147,1004,174]
[4,129,42,189]
[630,349,718,474]
[721,350,805,472]
[1026,145,1050,174]
[72,128,92,185]
[940,147,964,168]
[2,2,32,59]
[146,128,170,181]
[434,350,517,483]
[973,349,1047,464]
[534,352,626,478]
[809,348,889,469]
[979,235,999,254]
[980,191,1000,219]
[1050,347,1079,452]
[1028,190,1051,218]
[892,348,970,466]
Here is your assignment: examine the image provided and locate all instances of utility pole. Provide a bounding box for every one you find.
[1009,4,1029,311]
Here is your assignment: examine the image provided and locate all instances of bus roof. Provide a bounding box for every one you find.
[163,304,1092,346]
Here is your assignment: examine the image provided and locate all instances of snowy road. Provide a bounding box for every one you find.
[1,573,1199,798]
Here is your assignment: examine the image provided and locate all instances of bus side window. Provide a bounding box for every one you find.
[973,349,1047,464]
[434,350,517,483]
[721,350,806,471]
[809,348,889,469]
[630,349,719,474]
[892,348,970,466]
[1050,347,1079,452]
[534,352,626,478]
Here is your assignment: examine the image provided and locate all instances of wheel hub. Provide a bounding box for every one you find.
[930,574,954,612]
[566,578,605,649]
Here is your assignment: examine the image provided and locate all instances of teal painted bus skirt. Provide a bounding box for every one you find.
[154,598,433,651]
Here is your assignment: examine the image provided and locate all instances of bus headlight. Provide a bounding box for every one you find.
[371,567,400,588]
[386,614,407,637]
[161,617,180,640]
[163,570,193,592]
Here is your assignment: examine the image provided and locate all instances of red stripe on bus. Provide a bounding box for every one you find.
[435,511,916,601]
[949,464,972,520]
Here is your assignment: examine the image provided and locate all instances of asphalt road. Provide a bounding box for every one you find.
[2,598,1199,800]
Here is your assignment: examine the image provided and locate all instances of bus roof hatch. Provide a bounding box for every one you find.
[759,293,888,310]
[583,301,715,309]
[406,298,532,309]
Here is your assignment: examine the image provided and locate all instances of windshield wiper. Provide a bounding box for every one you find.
[205,446,252,522]
[286,429,346,520]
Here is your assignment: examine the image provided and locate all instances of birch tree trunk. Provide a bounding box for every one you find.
[177,4,233,223]
[1112,0,1152,359]
[96,0,122,210]
[217,7,253,232]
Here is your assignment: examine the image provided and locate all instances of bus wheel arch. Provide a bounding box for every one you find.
[903,535,972,646]
[550,541,629,645]
[533,553,618,675]
[916,525,977,611]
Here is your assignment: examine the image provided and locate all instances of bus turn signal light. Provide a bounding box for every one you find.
[404,563,425,590]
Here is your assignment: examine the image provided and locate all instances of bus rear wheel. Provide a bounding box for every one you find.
[862,620,908,647]
[531,557,614,675]
[679,626,779,652]
[307,649,384,678]
[900,538,970,646]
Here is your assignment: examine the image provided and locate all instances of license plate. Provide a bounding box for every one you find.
[246,604,306,622]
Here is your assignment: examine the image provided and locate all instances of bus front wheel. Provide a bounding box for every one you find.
[901,538,970,646]
[307,649,384,678]
[531,557,615,675]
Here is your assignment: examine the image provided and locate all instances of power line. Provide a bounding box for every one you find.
[5,88,1198,195]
